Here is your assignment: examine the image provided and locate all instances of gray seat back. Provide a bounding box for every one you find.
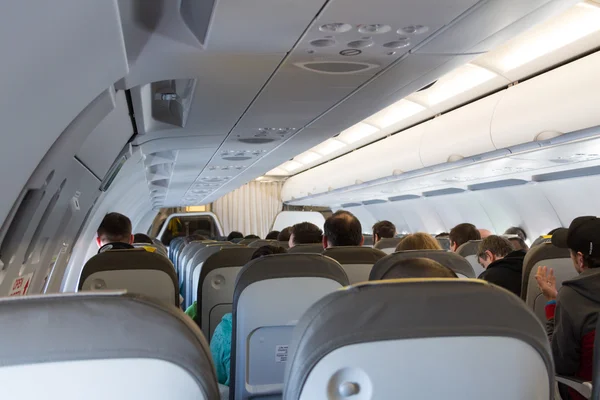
[231,254,349,400]
[457,240,484,277]
[288,243,324,254]
[132,243,167,258]
[283,280,553,400]
[371,250,476,279]
[238,238,257,246]
[278,241,290,249]
[78,249,179,307]
[322,246,386,284]
[0,292,219,399]
[370,258,458,280]
[248,239,281,248]
[178,241,215,276]
[181,241,233,289]
[169,237,185,263]
[198,247,256,340]
[522,242,575,322]
[373,237,402,254]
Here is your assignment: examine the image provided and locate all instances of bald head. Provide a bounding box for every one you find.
[323,210,364,248]
[478,229,492,239]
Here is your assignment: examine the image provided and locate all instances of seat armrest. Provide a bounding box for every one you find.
[556,375,592,399]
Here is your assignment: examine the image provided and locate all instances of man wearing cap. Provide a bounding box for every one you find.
[536,216,600,400]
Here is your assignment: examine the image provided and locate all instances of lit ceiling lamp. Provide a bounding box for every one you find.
[423,63,497,105]
[366,99,426,128]
[498,2,600,71]
[294,151,322,164]
[338,122,380,144]
[313,138,346,155]
[281,160,304,172]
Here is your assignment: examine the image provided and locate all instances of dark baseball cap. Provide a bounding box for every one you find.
[551,216,600,257]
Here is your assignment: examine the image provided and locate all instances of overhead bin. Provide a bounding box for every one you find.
[491,51,600,149]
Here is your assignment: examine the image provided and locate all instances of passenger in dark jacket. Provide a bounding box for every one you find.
[477,235,525,296]
[536,217,600,400]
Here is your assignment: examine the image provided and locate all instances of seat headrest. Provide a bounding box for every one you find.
[371,257,458,280]
[234,254,349,301]
[521,242,570,299]
[323,246,386,264]
[0,292,219,398]
[248,239,281,248]
[373,237,402,250]
[288,243,324,254]
[370,250,476,279]
[456,240,482,256]
[283,279,552,399]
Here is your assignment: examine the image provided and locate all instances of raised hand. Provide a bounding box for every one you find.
[535,265,558,301]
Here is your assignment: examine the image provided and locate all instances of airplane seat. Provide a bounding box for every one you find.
[197,247,256,339]
[278,241,290,249]
[78,249,179,307]
[179,241,221,282]
[522,242,574,322]
[322,246,386,284]
[362,235,374,247]
[183,243,237,309]
[283,280,553,400]
[288,243,324,254]
[0,292,219,399]
[371,250,476,279]
[238,238,257,246]
[457,240,484,276]
[231,254,349,400]
[373,237,402,254]
[168,237,184,262]
[132,243,167,258]
[248,239,281,248]
[370,257,457,280]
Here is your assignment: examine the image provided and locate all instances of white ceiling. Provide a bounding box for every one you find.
[116,0,581,208]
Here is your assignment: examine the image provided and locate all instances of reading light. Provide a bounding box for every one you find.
[313,138,346,156]
[497,2,600,71]
[295,151,322,164]
[338,122,380,144]
[366,99,426,128]
[421,63,497,105]
[281,160,304,172]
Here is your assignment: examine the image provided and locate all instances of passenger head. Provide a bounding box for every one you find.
[396,233,442,252]
[96,212,133,247]
[265,230,280,240]
[323,210,363,248]
[227,231,243,241]
[378,258,458,280]
[551,216,600,273]
[289,222,323,248]
[449,223,480,252]
[133,233,153,244]
[372,220,396,243]
[477,235,514,269]
[478,229,492,239]
[277,227,292,242]
[251,245,287,260]
[506,236,529,252]
[504,226,527,241]
[185,234,207,244]
[244,234,260,240]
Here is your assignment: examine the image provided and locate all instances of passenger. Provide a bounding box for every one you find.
[96,212,134,252]
[208,245,287,386]
[372,220,396,244]
[244,234,260,240]
[133,233,153,244]
[396,233,442,252]
[535,217,600,400]
[476,235,525,296]
[227,231,244,242]
[377,258,458,280]
[478,229,492,239]
[322,210,363,248]
[505,226,527,241]
[277,227,292,242]
[265,230,280,240]
[505,235,529,252]
[288,222,323,248]
[449,223,481,252]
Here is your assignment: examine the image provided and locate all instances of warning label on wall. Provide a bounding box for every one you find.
[8,273,33,297]
[275,345,288,363]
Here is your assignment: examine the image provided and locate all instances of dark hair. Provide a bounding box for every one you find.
[396,233,442,252]
[372,221,396,240]
[477,235,514,260]
[291,222,323,245]
[277,227,292,242]
[244,234,260,240]
[97,212,132,243]
[133,233,153,244]
[449,223,480,248]
[508,237,529,252]
[435,232,449,238]
[548,228,561,236]
[265,231,280,240]
[185,234,207,244]
[324,210,363,247]
[504,226,527,241]
[227,231,244,241]
[251,245,287,260]
[582,254,600,269]
[378,258,458,280]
